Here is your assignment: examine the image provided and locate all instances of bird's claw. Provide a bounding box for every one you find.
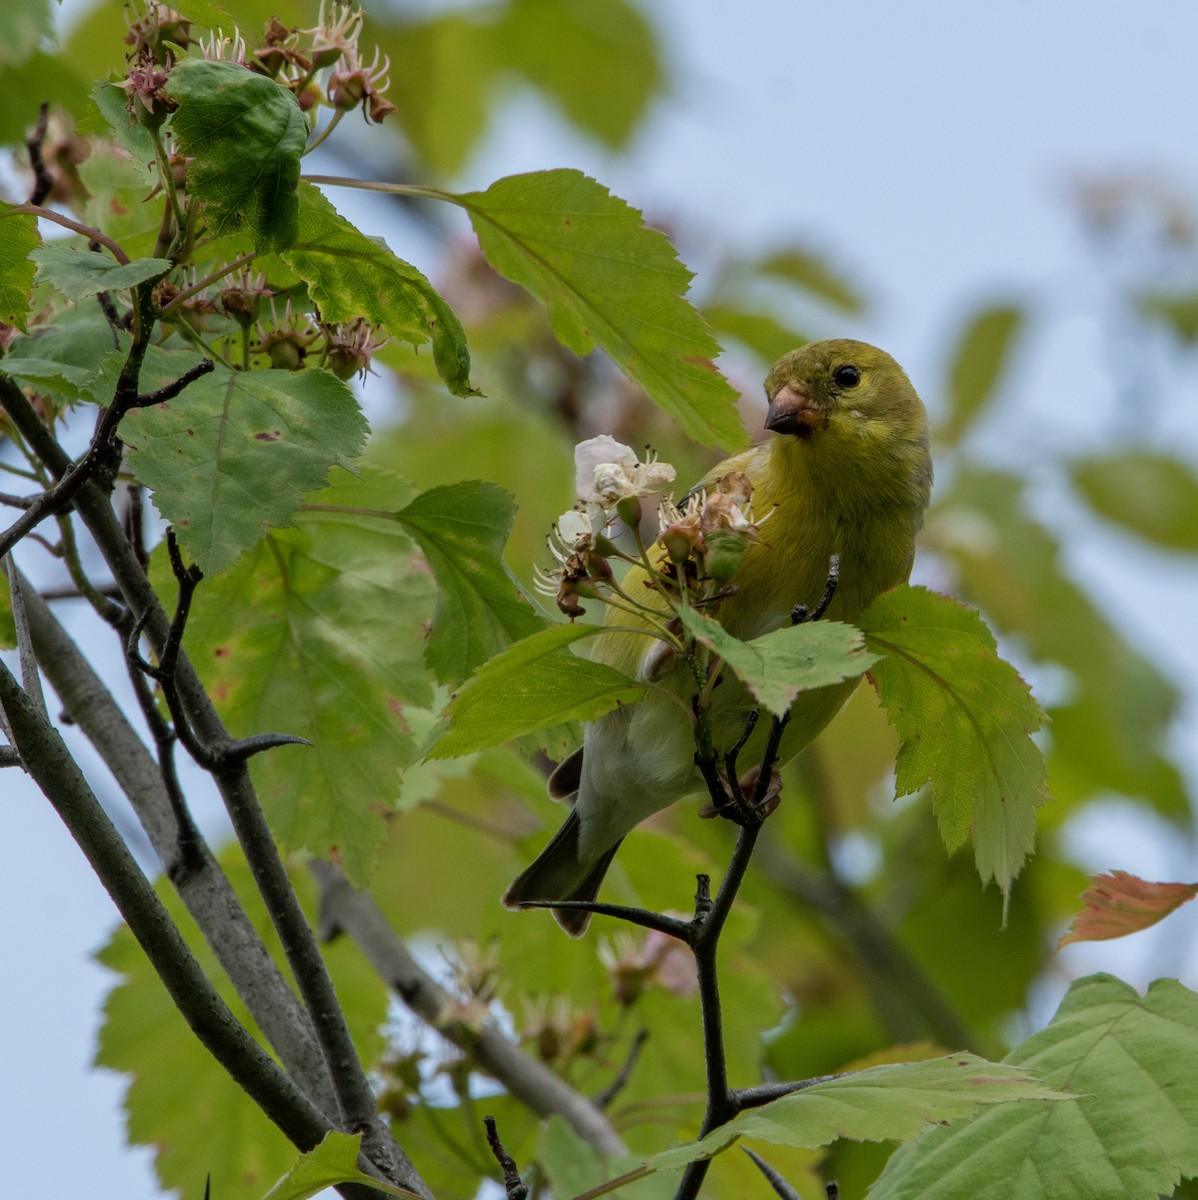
[698,767,783,826]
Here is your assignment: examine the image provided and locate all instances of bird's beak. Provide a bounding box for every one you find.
[765,382,825,438]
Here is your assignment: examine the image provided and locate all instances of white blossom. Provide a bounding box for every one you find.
[573,436,675,510]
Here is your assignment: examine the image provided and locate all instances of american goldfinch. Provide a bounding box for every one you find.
[504,340,932,934]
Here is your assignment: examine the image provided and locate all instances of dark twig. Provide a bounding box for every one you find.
[37,583,124,601]
[25,102,53,206]
[484,1117,528,1200]
[730,1073,844,1110]
[593,1029,649,1111]
[1,375,419,1193]
[723,707,759,792]
[122,636,203,883]
[536,562,844,1200]
[518,899,691,940]
[20,580,347,1124]
[137,359,216,407]
[95,289,127,345]
[744,1148,805,1200]
[161,529,201,679]
[0,305,211,560]
[0,657,333,1154]
[125,482,149,570]
[791,553,839,625]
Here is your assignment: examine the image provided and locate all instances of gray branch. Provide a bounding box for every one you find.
[0,656,332,1155]
[310,860,628,1160]
[0,375,429,1198]
[21,582,340,1119]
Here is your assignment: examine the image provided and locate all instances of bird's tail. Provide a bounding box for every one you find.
[502,809,622,937]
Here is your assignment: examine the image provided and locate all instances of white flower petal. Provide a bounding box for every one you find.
[574,435,638,501]
[555,509,592,548]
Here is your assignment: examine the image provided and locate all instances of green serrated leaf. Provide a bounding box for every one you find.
[30,245,171,301]
[167,467,435,883]
[0,205,39,330]
[1071,451,1198,552]
[429,622,642,759]
[90,80,158,163]
[647,1054,1067,1173]
[261,1131,413,1200]
[678,607,877,718]
[95,849,390,1200]
[757,246,865,313]
[0,356,98,400]
[498,0,662,149]
[283,183,473,396]
[166,58,305,251]
[859,585,1049,908]
[123,358,367,574]
[394,480,548,685]
[869,975,1198,1200]
[440,169,746,450]
[932,468,1187,821]
[4,309,129,402]
[942,304,1023,446]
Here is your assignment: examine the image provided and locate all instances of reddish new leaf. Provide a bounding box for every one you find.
[1058,870,1198,948]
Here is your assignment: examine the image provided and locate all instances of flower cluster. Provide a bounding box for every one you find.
[535,436,764,620]
[121,2,396,131]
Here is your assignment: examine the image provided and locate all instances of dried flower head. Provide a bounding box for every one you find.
[320,316,388,380]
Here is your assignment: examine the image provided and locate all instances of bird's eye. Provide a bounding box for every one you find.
[833,364,861,388]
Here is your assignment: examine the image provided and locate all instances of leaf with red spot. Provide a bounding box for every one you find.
[122,347,367,574]
[1058,870,1198,947]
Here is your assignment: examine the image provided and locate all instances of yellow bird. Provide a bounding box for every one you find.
[504,340,932,934]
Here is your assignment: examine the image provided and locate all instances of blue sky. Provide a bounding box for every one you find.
[5,1,1198,1196]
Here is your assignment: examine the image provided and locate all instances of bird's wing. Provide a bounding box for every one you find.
[547,745,584,800]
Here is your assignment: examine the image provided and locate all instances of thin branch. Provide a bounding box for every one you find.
[310,860,628,1160]
[0,317,211,560]
[9,203,131,265]
[730,1073,845,1111]
[157,251,256,317]
[593,1029,649,1112]
[743,1148,805,1200]
[24,102,54,206]
[0,656,333,1155]
[0,386,426,1195]
[519,899,692,940]
[19,578,342,1119]
[136,359,217,407]
[483,1117,528,1200]
[95,288,128,342]
[125,482,149,571]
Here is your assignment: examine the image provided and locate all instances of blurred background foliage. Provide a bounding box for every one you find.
[5,0,1198,1196]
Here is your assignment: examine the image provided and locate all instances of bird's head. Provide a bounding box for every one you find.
[764,339,927,448]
